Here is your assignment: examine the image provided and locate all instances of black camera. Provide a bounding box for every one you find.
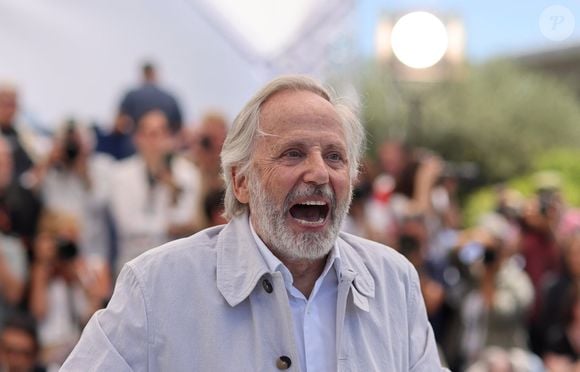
[482,248,498,266]
[538,189,555,217]
[63,121,80,164]
[56,239,79,261]
[199,135,212,151]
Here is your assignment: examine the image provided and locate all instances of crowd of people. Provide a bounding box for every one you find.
[0,65,577,371]
[0,64,228,371]
[344,142,580,371]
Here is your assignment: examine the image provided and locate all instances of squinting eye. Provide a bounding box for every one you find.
[327,153,344,162]
[284,150,302,158]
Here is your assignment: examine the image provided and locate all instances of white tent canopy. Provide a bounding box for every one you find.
[0,0,355,130]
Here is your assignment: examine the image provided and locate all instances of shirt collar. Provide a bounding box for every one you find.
[216,213,373,310]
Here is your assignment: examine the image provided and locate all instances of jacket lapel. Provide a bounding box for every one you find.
[336,237,375,311]
[216,214,270,307]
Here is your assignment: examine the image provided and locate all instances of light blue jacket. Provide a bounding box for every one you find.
[61,215,445,371]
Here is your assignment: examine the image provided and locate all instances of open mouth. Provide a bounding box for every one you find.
[289,200,330,225]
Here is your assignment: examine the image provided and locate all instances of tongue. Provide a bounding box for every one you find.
[290,205,322,222]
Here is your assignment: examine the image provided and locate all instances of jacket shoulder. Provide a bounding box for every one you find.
[126,225,224,279]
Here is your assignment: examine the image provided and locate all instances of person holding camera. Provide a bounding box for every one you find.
[28,211,111,369]
[169,112,228,237]
[109,109,200,274]
[31,120,114,262]
[449,213,534,369]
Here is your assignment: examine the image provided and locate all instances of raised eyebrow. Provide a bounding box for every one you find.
[324,142,348,154]
[273,140,307,152]
[270,139,347,155]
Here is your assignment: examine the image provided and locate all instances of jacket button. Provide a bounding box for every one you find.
[262,278,273,293]
[276,355,292,369]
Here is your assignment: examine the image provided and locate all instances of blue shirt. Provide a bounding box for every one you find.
[250,221,340,372]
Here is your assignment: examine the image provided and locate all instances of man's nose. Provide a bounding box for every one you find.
[303,152,329,185]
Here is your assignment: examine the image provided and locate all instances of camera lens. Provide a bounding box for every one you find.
[64,140,80,162]
[57,239,78,261]
[483,248,498,265]
[200,136,212,150]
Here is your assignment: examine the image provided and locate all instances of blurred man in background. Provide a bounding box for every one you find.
[109,110,199,273]
[0,137,42,248]
[0,84,39,180]
[171,111,228,235]
[117,62,183,135]
[35,120,114,261]
[0,312,45,372]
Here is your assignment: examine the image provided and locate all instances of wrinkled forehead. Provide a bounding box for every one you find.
[258,89,343,135]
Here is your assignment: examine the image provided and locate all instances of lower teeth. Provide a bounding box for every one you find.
[296,217,324,224]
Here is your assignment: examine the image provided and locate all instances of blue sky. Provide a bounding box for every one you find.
[358,0,580,61]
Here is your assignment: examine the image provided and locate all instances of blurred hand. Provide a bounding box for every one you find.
[113,113,134,134]
[416,155,443,187]
[544,353,574,372]
[75,259,111,302]
[421,278,445,315]
[33,233,57,265]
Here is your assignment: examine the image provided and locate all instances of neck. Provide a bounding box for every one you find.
[279,255,327,298]
[142,153,163,170]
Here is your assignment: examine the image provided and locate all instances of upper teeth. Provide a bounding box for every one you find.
[300,201,326,206]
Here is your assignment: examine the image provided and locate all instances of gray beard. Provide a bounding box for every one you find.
[249,173,352,261]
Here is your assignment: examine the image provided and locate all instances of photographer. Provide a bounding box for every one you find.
[31,120,114,261]
[445,213,534,370]
[518,172,567,355]
[169,112,228,237]
[29,211,111,369]
[109,110,200,273]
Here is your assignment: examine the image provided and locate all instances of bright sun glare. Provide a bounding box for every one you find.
[390,11,448,69]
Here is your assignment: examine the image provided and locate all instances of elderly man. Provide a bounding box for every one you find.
[61,76,445,371]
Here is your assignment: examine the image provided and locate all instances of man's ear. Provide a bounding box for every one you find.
[232,167,250,204]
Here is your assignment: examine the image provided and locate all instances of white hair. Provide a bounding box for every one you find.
[221,75,366,219]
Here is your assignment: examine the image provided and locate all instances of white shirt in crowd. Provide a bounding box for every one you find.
[41,153,114,259]
[109,154,200,273]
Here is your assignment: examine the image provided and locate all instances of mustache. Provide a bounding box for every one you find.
[283,184,336,213]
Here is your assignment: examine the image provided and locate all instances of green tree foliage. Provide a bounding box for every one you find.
[355,61,580,183]
[464,149,580,226]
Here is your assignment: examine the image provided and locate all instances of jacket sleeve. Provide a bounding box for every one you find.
[407,265,450,372]
[60,265,149,371]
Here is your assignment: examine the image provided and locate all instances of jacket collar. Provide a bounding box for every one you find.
[336,235,375,311]
[216,214,375,310]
